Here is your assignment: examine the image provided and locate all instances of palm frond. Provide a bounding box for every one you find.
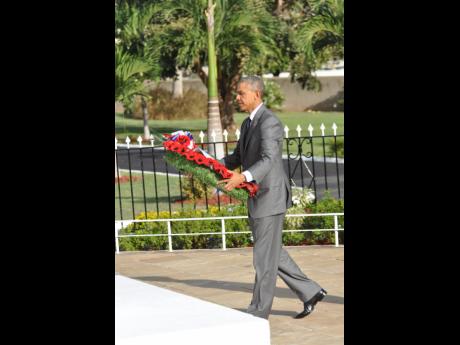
[115,46,151,102]
[296,0,344,62]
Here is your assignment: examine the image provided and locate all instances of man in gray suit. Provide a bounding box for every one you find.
[217,76,327,320]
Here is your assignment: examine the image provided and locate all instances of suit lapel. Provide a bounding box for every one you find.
[240,117,250,152]
[244,104,265,152]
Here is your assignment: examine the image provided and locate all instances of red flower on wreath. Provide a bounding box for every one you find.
[163,131,259,198]
[220,170,233,179]
[185,152,197,160]
[169,142,182,152]
[213,164,227,175]
[177,136,191,148]
[194,156,210,165]
[240,182,259,197]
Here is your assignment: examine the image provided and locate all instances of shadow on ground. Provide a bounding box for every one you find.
[134,275,343,304]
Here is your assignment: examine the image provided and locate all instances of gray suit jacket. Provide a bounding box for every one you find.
[223,104,292,218]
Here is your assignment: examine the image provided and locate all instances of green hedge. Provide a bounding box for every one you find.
[284,193,344,245]
[119,194,344,251]
[119,205,251,251]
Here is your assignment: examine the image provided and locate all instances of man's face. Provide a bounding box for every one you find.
[236,82,260,113]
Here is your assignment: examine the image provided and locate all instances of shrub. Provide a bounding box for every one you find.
[263,79,285,111]
[181,175,212,200]
[126,88,207,120]
[136,87,208,120]
[119,206,251,251]
[285,190,344,245]
[304,192,344,245]
[118,193,344,251]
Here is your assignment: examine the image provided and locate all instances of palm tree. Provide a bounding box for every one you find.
[205,0,224,158]
[157,0,278,130]
[115,1,161,139]
[291,0,344,88]
[115,45,151,104]
[299,0,343,61]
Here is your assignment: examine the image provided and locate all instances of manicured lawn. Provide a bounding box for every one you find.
[115,111,343,141]
[115,111,344,158]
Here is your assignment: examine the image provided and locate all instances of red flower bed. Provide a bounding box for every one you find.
[115,176,142,184]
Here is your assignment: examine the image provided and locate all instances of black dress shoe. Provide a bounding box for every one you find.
[294,289,327,319]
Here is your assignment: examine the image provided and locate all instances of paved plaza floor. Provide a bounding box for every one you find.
[115,245,344,345]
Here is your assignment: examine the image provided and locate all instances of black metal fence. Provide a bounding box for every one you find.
[115,135,343,220]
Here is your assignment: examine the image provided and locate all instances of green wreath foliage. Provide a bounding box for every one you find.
[164,151,249,201]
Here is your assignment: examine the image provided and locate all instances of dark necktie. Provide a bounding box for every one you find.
[243,118,251,147]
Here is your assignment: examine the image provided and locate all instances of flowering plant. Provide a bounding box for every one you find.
[286,187,316,229]
[291,187,315,209]
[162,131,259,201]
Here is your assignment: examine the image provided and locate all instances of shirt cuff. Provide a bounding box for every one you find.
[242,170,253,182]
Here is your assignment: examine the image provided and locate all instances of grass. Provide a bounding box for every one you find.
[115,171,241,220]
[115,111,344,158]
[115,171,179,220]
[116,111,343,138]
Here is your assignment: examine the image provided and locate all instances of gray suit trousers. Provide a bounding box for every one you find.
[247,213,322,319]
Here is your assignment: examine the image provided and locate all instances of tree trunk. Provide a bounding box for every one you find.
[194,60,208,87]
[220,89,236,131]
[274,0,283,15]
[219,72,240,131]
[205,0,224,159]
[141,97,151,140]
[172,66,184,98]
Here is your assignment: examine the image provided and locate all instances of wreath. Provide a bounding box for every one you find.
[162,131,259,202]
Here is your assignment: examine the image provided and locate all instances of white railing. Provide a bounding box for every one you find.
[115,212,344,254]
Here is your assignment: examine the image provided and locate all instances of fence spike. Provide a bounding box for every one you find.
[235,128,241,140]
[137,136,143,147]
[296,124,302,137]
[320,123,326,136]
[115,138,118,150]
[211,130,217,142]
[332,123,338,136]
[149,134,154,147]
[223,129,228,142]
[308,124,314,137]
[284,125,289,138]
[125,136,130,149]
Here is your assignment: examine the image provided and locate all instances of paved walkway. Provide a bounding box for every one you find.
[115,245,344,345]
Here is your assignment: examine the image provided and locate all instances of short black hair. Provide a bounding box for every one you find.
[238,76,264,97]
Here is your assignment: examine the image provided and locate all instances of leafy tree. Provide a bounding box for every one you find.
[115,0,161,139]
[157,0,278,130]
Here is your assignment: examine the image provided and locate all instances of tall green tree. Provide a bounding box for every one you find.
[205,0,224,158]
[158,0,278,130]
[251,0,343,90]
[115,45,151,104]
[285,0,344,89]
[115,0,161,139]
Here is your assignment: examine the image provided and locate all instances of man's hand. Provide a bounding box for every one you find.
[217,172,246,192]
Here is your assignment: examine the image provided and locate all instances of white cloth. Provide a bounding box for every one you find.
[115,275,270,345]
